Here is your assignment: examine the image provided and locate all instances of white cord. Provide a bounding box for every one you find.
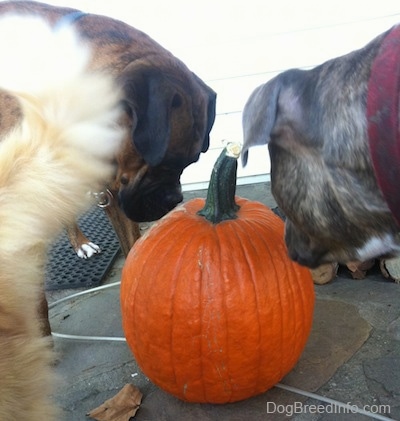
[48,281,121,309]
[49,281,126,342]
[275,383,395,421]
[51,332,126,342]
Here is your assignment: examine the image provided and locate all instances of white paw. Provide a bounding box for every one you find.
[76,242,101,259]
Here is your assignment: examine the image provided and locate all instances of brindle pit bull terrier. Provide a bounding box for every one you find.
[242,24,400,268]
[0,1,216,334]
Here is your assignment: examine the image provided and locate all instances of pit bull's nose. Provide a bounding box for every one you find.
[289,247,324,269]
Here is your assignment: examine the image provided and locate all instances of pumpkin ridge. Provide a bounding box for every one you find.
[225,219,263,396]
[199,227,220,401]
[210,227,234,402]
[215,223,241,401]
[169,232,192,392]
[212,228,230,401]
[270,226,314,368]
[240,216,285,389]
[250,215,287,381]
[269,231,296,375]
[292,266,313,364]
[289,260,314,360]
[196,233,205,401]
[122,233,159,350]
[123,249,144,367]
[195,236,208,401]
[274,235,294,379]
[286,260,304,364]
[279,249,299,374]
[254,217,313,377]
[249,221,281,389]
[131,234,173,378]
[165,241,181,389]
[272,250,287,381]
[163,218,210,395]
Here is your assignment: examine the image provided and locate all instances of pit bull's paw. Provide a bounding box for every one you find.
[76,242,101,259]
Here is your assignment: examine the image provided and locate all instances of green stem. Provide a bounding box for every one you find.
[197,143,241,224]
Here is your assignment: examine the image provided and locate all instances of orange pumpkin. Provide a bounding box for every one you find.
[121,143,315,404]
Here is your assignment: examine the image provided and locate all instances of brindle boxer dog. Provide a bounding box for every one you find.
[0,1,216,334]
[242,24,400,268]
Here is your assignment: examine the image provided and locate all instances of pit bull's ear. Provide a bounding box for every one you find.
[120,65,178,167]
[241,78,281,166]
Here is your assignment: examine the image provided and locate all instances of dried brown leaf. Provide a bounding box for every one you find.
[87,383,142,421]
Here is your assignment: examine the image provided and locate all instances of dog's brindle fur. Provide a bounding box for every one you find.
[0,1,216,334]
[243,26,400,268]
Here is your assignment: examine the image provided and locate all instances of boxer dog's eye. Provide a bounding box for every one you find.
[120,174,129,185]
[171,93,182,108]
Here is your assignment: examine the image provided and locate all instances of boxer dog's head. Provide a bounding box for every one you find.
[242,25,400,268]
[115,60,216,221]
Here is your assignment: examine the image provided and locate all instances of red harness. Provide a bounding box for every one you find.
[367,25,400,226]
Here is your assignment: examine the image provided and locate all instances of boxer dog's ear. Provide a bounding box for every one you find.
[202,88,217,153]
[190,72,217,154]
[242,78,281,166]
[120,64,178,167]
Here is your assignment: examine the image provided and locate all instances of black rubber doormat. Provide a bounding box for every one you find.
[45,206,121,291]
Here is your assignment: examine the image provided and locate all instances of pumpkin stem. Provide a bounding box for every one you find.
[197,142,241,224]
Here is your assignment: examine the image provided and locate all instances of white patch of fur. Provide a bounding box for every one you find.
[77,242,101,259]
[356,234,400,261]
